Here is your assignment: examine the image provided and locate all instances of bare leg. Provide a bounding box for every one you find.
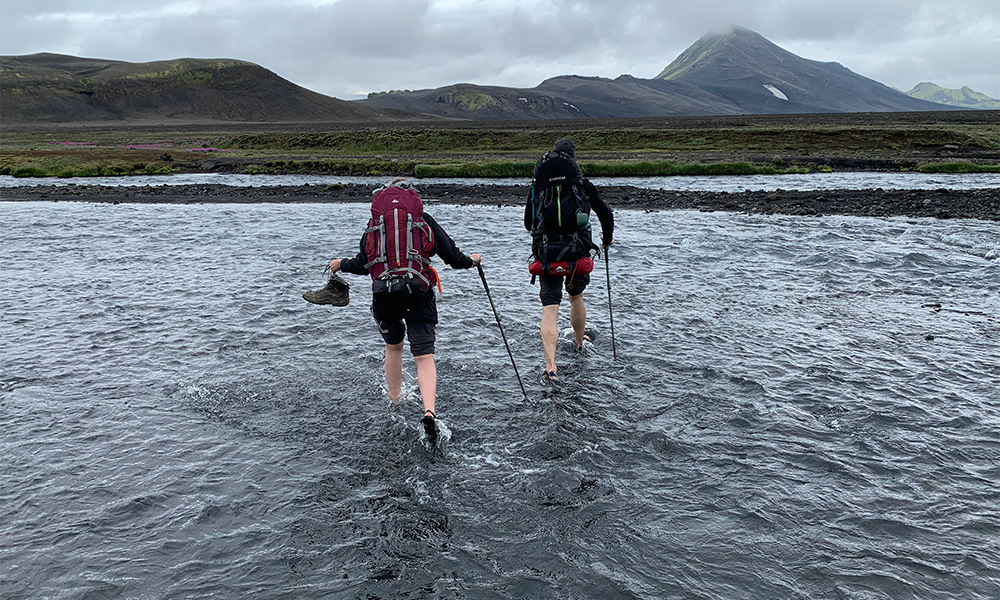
[413,353,437,415]
[384,342,404,401]
[541,304,560,375]
[569,293,587,348]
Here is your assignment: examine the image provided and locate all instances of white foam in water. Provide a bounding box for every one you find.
[428,418,451,445]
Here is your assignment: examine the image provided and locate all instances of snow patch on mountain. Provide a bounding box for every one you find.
[764,84,789,101]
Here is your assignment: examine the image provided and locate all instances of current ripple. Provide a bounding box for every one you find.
[1,201,998,599]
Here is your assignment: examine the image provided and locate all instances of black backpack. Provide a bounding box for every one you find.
[528,151,595,264]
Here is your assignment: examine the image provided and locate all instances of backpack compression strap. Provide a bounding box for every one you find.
[365,212,433,288]
[536,231,583,266]
[403,213,433,287]
[363,216,387,269]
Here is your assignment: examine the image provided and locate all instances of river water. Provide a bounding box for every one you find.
[2,200,998,599]
[2,171,999,191]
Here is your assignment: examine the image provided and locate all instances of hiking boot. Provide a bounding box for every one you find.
[421,410,438,442]
[303,274,350,306]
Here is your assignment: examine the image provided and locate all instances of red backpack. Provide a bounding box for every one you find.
[363,186,436,289]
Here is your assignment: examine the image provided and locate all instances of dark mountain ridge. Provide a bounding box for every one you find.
[0,27,970,125]
[360,26,959,120]
[0,53,431,124]
[655,26,945,113]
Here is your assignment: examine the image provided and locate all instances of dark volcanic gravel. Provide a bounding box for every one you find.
[2,183,998,221]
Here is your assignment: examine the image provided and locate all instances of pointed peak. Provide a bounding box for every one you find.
[719,24,756,36]
[699,24,769,44]
[655,25,793,81]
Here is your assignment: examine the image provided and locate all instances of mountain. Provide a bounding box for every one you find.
[360,26,958,119]
[904,82,1000,109]
[362,75,746,120]
[654,26,949,113]
[2,28,971,125]
[0,53,431,124]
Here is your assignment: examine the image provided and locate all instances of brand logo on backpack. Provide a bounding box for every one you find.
[364,187,436,290]
[529,150,596,271]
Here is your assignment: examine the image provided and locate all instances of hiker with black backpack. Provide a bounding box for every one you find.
[525,139,614,382]
[305,178,481,441]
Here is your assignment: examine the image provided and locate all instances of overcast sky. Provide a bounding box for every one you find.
[2,0,998,100]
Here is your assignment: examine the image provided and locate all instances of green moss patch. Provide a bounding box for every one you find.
[917,161,1000,173]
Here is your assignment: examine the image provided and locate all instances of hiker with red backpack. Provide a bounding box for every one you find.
[306,178,481,441]
[525,139,614,382]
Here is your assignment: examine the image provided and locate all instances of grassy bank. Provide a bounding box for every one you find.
[915,162,1000,173]
[414,160,815,178]
[223,125,996,157]
[0,146,199,178]
[4,161,176,178]
[4,155,997,179]
[2,111,997,178]
[0,155,822,179]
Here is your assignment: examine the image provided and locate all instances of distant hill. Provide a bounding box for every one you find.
[0,53,432,124]
[904,82,1000,109]
[362,76,746,120]
[360,26,958,120]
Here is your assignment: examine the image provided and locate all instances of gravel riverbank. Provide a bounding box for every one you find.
[2,183,997,221]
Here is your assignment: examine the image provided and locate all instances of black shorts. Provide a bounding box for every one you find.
[538,272,590,306]
[371,280,438,356]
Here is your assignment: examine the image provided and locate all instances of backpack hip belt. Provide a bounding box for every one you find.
[529,255,594,277]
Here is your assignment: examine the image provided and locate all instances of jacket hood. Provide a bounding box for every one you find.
[553,138,576,159]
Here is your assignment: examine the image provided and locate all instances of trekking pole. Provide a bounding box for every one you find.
[604,246,617,360]
[476,263,527,399]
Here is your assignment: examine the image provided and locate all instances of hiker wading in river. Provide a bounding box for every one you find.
[310,178,481,440]
[525,139,614,382]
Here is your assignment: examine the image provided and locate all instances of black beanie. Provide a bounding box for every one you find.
[553,138,576,159]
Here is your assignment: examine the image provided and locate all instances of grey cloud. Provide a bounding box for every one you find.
[1,0,997,99]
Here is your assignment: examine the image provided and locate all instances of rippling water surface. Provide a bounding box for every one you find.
[2,201,998,599]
